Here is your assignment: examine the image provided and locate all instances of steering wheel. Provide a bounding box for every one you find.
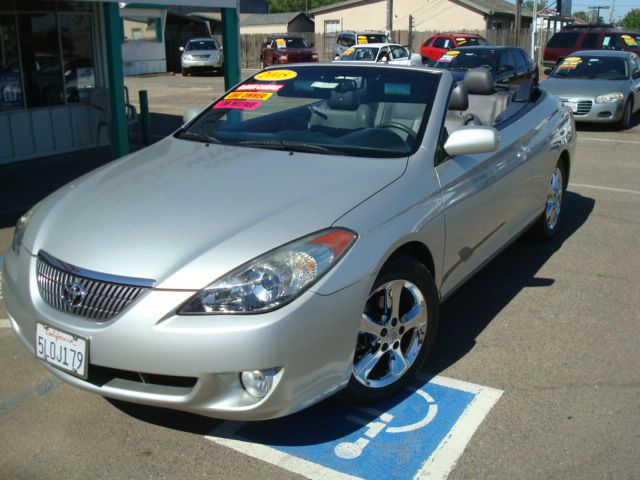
[379,122,414,137]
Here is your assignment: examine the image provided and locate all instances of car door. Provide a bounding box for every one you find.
[436,111,536,294]
[377,46,391,62]
[429,36,453,61]
[388,45,410,65]
[630,55,640,112]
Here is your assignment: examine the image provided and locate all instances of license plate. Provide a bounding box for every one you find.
[35,323,88,379]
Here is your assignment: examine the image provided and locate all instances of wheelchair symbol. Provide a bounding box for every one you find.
[334,387,438,460]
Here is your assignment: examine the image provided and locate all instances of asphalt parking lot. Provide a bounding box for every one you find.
[1,74,639,479]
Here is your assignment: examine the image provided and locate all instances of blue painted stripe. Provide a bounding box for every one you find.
[0,377,63,416]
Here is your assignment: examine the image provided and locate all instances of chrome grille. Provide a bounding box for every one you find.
[36,253,152,322]
[192,54,210,60]
[576,100,592,116]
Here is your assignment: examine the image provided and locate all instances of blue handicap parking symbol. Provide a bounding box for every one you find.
[208,375,502,480]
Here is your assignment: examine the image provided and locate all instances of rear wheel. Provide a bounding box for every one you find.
[528,159,566,241]
[340,254,439,404]
[182,68,189,76]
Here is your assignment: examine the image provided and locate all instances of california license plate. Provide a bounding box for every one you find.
[35,323,88,379]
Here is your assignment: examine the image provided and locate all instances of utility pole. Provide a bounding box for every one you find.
[609,0,615,24]
[408,15,414,51]
[514,0,522,47]
[386,0,393,40]
[587,5,610,24]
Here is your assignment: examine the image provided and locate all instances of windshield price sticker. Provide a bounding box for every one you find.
[558,57,582,69]
[456,38,467,44]
[621,35,638,47]
[237,83,284,92]
[447,50,460,56]
[214,100,261,110]
[254,70,297,81]
[438,55,454,63]
[357,35,368,44]
[225,91,272,101]
[36,322,88,378]
[311,81,340,89]
[275,38,286,49]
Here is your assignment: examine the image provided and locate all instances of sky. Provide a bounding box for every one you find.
[510,0,637,22]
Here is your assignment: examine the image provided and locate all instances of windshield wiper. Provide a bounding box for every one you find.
[237,140,339,154]
[175,131,222,144]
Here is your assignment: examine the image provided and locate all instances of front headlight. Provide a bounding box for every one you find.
[179,228,357,314]
[12,202,40,255]
[595,92,624,103]
[183,54,193,61]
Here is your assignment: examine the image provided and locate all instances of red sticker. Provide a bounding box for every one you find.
[237,83,285,92]
[213,100,261,110]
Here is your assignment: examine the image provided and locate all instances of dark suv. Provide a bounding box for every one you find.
[543,25,640,67]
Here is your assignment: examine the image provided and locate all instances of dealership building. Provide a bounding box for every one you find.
[0,0,240,165]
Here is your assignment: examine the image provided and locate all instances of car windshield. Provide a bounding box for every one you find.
[434,49,497,71]
[177,65,440,158]
[341,47,380,60]
[551,56,628,80]
[456,37,487,47]
[275,37,309,49]
[186,40,218,51]
[357,34,388,44]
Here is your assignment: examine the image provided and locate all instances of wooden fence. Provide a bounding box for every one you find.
[237,29,553,69]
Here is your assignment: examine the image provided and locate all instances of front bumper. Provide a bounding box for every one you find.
[3,249,371,420]
[182,57,223,70]
[559,96,625,123]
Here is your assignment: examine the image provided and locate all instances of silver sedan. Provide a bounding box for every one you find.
[541,50,640,129]
[180,37,223,76]
[3,64,575,420]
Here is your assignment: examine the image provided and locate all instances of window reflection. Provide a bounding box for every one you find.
[0,14,23,111]
[19,13,64,108]
[59,13,94,103]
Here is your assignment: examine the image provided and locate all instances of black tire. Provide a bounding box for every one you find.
[528,159,567,242]
[340,253,439,405]
[182,69,189,76]
[617,99,633,130]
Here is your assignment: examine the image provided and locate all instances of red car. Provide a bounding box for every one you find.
[420,33,488,63]
[259,36,318,68]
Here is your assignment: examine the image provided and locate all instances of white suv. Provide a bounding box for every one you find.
[333,31,390,59]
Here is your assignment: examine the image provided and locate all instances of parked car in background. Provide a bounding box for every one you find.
[420,33,488,63]
[336,43,423,66]
[333,31,390,59]
[180,37,223,76]
[4,62,575,421]
[260,36,318,68]
[541,50,640,129]
[434,46,536,84]
[543,25,640,68]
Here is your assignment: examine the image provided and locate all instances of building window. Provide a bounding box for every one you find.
[59,12,95,103]
[324,20,339,34]
[0,14,23,111]
[122,16,159,43]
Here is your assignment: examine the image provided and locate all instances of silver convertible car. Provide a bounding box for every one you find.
[3,64,575,420]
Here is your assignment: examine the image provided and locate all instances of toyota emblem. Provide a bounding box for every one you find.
[62,283,85,308]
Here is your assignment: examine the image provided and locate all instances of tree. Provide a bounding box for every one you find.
[573,11,589,22]
[523,0,548,13]
[269,0,338,13]
[621,8,640,30]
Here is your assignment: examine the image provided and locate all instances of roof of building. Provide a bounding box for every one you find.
[240,12,312,27]
[310,0,531,17]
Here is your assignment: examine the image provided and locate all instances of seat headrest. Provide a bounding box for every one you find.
[464,68,495,95]
[328,89,360,110]
[448,83,469,111]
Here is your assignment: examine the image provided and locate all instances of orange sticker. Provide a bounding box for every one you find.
[254,69,298,81]
[342,47,355,56]
[225,91,273,101]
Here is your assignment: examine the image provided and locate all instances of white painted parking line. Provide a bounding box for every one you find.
[580,137,640,145]
[206,375,502,480]
[571,183,640,195]
[0,319,10,328]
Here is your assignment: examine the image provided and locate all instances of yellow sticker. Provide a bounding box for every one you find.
[357,35,368,44]
[446,50,460,56]
[254,69,298,81]
[563,57,582,63]
[456,38,467,44]
[343,47,355,56]
[621,35,638,47]
[225,91,273,101]
[276,38,286,46]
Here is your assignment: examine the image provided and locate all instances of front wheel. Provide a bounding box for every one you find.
[528,159,566,241]
[617,99,633,130]
[340,254,439,404]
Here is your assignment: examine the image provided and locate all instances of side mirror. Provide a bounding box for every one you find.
[183,107,202,124]
[632,69,640,79]
[444,126,500,156]
[179,46,184,52]
[544,67,553,76]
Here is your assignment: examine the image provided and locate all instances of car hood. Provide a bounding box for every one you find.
[541,77,629,98]
[26,137,407,289]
